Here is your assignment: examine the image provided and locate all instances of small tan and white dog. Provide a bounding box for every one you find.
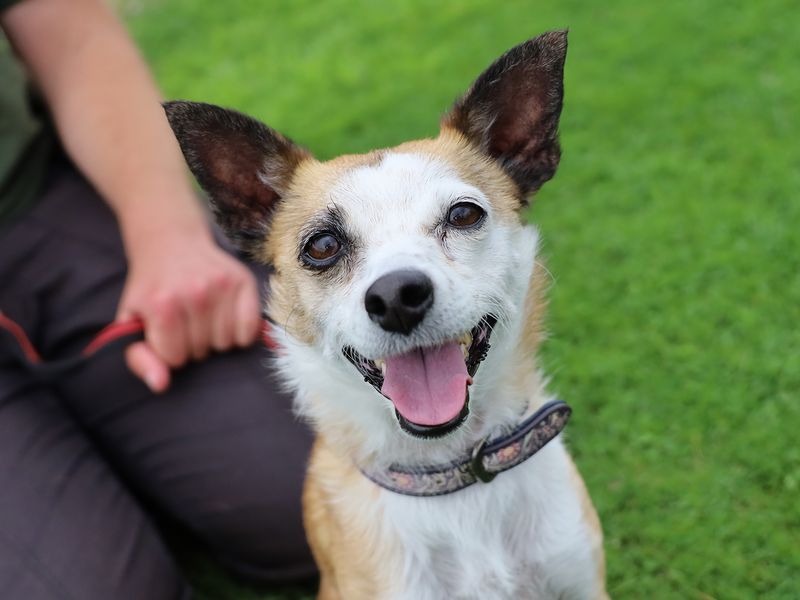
[165,30,606,600]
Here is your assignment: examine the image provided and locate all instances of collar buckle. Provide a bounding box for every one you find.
[470,436,496,483]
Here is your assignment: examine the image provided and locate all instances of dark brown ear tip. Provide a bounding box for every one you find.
[161,99,192,115]
[161,100,179,120]
[529,29,569,61]
[543,29,569,42]
[488,31,567,81]
[161,100,206,133]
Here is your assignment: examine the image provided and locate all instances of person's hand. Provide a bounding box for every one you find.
[4,0,262,392]
[117,225,261,393]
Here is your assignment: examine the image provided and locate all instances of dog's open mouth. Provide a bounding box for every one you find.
[343,315,497,438]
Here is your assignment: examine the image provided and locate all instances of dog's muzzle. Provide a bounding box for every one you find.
[343,314,497,438]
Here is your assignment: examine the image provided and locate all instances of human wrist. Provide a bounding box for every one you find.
[117,188,214,259]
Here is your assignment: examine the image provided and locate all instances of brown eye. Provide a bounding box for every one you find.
[303,232,342,266]
[447,202,485,228]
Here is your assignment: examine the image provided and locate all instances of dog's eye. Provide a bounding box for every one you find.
[303,232,342,266]
[447,202,485,228]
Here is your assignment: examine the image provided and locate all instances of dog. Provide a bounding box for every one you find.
[164,29,607,600]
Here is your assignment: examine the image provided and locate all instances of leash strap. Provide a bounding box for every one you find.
[0,310,276,381]
[361,399,572,497]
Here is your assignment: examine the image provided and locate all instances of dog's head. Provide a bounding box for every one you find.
[165,31,567,458]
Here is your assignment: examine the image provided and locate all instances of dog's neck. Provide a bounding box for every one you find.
[303,347,546,476]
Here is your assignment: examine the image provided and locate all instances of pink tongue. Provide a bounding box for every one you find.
[381,342,469,426]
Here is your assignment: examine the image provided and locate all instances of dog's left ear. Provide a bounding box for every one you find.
[442,30,568,203]
[163,100,311,256]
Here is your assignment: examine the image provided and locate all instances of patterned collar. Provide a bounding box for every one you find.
[360,400,572,497]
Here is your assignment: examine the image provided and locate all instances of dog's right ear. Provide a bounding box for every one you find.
[163,101,311,256]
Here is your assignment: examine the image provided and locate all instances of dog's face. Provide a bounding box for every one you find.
[165,31,567,454]
[271,139,527,441]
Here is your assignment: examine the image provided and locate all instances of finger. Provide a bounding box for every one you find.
[148,295,190,368]
[125,341,171,393]
[234,274,261,347]
[185,282,214,360]
[210,282,236,352]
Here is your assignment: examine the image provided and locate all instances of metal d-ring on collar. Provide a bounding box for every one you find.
[470,436,497,483]
[360,399,572,497]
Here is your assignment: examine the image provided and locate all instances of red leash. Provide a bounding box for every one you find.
[0,310,277,380]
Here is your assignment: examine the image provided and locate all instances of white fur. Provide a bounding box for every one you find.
[271,152,602,598]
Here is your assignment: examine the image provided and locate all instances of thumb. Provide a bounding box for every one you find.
[125,340,171,393]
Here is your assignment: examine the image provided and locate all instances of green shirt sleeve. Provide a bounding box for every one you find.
[0,9,55,227]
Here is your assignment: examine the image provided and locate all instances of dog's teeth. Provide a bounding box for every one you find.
[374,358,386,375]
[460,332,473,359]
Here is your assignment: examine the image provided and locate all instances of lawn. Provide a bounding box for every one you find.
[123,1,799,598]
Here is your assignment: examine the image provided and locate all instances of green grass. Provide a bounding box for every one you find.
[124,1,799,598]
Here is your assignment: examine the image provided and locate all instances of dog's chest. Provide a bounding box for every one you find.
[376,440,594,600]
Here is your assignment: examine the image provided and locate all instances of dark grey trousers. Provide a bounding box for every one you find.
[0,157,315,600]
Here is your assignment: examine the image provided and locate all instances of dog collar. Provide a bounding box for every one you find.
[361,400,571,497]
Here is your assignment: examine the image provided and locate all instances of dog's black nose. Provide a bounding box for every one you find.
[365,269,434,335]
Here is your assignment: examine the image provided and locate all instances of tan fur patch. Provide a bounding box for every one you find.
[262,151,390,343]
[303,438,402,599]
[392,128,524,222]
[566,455,609,599]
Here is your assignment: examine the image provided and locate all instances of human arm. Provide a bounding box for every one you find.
[1,0,261,392]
